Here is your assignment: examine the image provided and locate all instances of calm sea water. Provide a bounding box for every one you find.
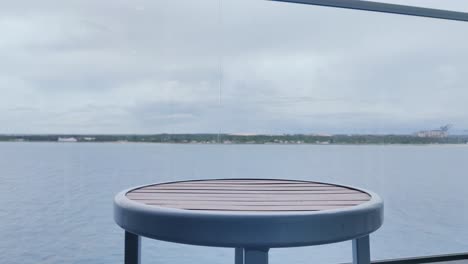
[1,142,468,264]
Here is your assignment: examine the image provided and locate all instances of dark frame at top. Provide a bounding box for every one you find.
[270,0,468,22]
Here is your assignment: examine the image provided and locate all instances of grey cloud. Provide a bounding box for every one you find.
[1,0,468,134]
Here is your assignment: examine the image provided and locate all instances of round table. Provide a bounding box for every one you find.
[114,179,383,264]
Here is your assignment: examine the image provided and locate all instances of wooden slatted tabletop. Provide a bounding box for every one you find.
[126,179,371,212]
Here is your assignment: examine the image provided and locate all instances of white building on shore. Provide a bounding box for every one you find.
[57,137,78,142]
[415,130,447,138]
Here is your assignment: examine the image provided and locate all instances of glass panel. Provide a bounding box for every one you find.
[1,0,467,264]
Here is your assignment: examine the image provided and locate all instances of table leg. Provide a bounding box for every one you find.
[125,231,141,264]
[235,248,244,264]
[244,248,269,264]
[353,235,370,264]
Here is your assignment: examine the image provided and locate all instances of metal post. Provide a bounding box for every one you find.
[353,235,371,264]
[235,248,244,264]
[244,248,269,264]
[125,231,141,264]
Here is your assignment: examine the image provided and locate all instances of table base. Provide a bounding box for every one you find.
[123,231,371,264]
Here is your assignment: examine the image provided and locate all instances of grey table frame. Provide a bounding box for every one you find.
[114,179,383,264]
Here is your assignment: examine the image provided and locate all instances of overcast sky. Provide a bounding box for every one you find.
[1,0,468,134]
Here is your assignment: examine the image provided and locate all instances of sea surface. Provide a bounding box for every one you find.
[1,142,468,264]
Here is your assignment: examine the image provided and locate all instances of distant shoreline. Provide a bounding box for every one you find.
[1,134,467,145]
[1,141,468,147]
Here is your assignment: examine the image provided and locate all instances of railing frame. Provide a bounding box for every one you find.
[372,253,468,264]
[269,0,468,22]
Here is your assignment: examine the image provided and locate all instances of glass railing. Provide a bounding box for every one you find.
[1,1,467,264]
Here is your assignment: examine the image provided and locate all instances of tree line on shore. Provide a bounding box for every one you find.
[1,134,468,144]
